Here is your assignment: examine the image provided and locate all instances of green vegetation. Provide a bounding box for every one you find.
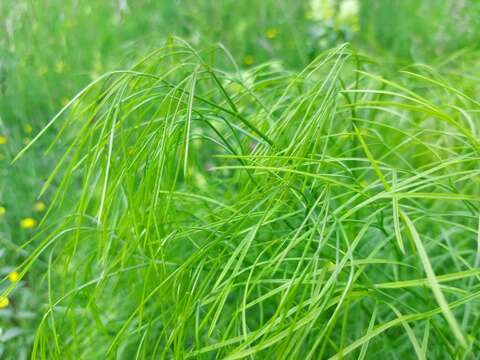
[2,1,480,358]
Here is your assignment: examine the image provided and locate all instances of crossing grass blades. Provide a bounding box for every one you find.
[10,39,480,358]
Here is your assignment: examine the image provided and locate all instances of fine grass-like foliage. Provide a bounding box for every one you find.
[359,0,480,59]
[13,39,480,358]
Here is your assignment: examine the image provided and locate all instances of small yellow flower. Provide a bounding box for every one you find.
[8,271,19,283]
[55,60,65,73]
[243,55,254,66]
[0,135,7,145]
[23,124,33,134]
[0,297,9,309]
[34,201,46,212]
[0,206,5,216]
[266,28,278,39]
[20,217,37,229]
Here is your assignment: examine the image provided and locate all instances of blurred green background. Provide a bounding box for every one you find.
[1,0,479,357]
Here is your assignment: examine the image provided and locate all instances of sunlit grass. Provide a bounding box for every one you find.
[7,39,480,358]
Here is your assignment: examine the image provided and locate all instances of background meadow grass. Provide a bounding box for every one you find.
[1,0,480,358]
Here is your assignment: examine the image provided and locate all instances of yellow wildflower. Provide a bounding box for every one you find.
[23,124,33,134]
[0,297,9,308]
[243,55,254,66]
[34,201,46,212]
[0,135,7,144]
[266,28,278,39]
[20,218,37,229]
[8,271,20,283]
[0,206,5,216]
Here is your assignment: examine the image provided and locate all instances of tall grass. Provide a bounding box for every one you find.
[1,3,348,355]
[0,2,336,315]
[9,39,480,358]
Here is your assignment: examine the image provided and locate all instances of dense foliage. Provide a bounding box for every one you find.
[2,1,480,358]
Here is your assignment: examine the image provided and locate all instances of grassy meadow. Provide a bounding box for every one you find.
[1,1,480,358]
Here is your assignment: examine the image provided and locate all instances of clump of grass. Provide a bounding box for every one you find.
[10,39,480,358]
